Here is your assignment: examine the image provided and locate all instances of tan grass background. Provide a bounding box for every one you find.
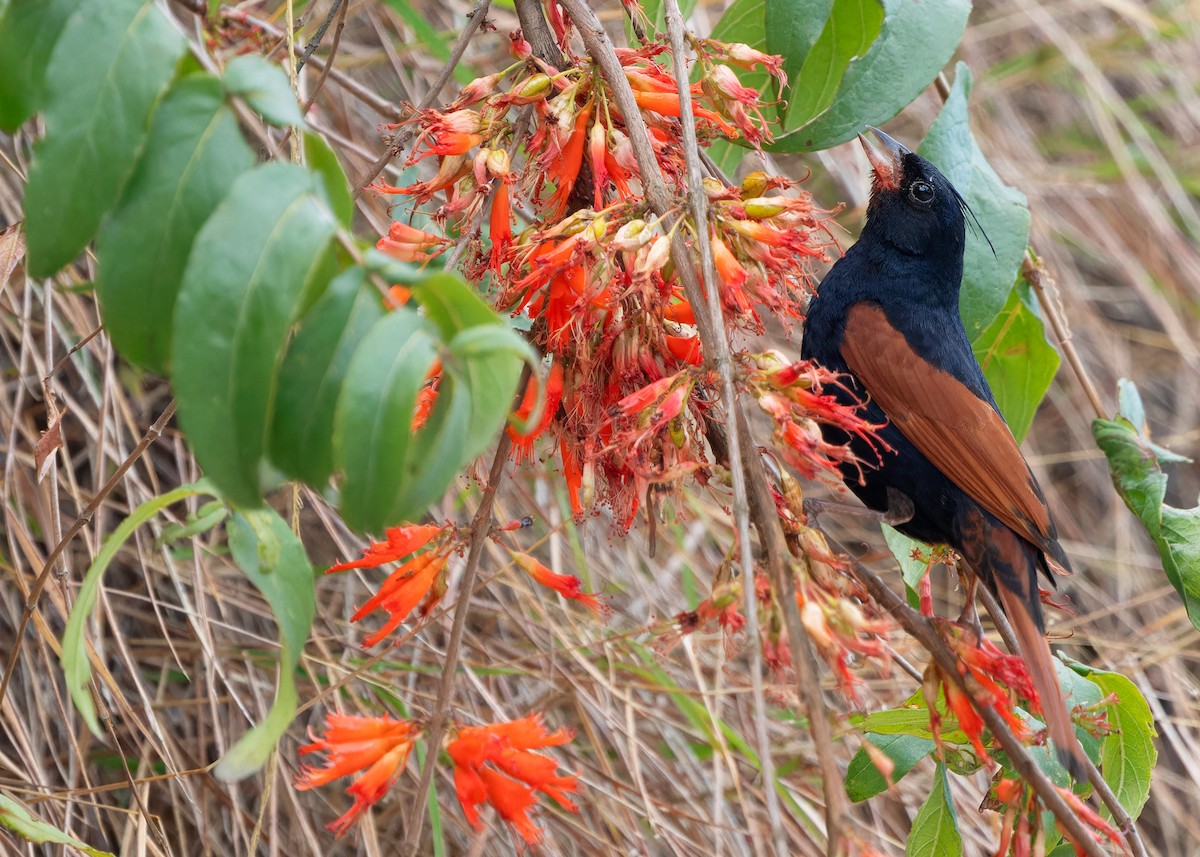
[1,0,1198,854]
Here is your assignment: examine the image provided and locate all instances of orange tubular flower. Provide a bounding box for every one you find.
[510,550,608,615]
[376,220,450,264]
[295,712,420,837]
[325,523,449,574]
[547,104,592,217]
[630,89,739,137]
[507,362,565,462]
[352,551,449,646]
[448,714,579,845]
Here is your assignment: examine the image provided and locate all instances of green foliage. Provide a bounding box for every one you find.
[222,54,305,126]
[920,62,1034,340]
[764,0,834,95]
[0,794,114,857]
[845,733,935,802]
[95,74,254,373]
[905,763,961,856]
[24,0,184,277]
[1095,380,1200,631]
[881,524,932,609]
[0,0,77,132]
[971,281,1061,442]
[218,509,317,781]
[61,483,215,736]
[1099,381,1200,628]
[777,0,884,131]
[1068,662,1157,819]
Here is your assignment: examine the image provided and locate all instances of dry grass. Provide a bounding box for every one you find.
[2,0,1198,854]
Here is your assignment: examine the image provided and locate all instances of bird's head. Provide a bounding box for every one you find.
[858,127,976,261]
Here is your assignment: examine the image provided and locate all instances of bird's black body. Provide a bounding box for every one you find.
[801,129,1083,775]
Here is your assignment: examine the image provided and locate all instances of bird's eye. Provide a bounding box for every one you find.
[909,180,935,205]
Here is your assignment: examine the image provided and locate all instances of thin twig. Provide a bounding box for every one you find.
[660,3,786,854]
[400,368,528,856]
[0,399,177,709]
[301,0,349,114]
[296,0,345,71]
[351,0,493,199]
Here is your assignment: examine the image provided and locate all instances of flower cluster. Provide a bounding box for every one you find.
[295,710,579,843]
[326,522,457,646]
[448,714,580,845]
[991,777,1122,856]
[923,624,1042,767]
[371,34,858,533]
[295,713,420,837]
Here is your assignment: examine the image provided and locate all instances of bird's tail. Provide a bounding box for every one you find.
[997,586,1088,780]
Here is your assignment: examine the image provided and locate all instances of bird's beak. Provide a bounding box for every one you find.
[858,126,909,191]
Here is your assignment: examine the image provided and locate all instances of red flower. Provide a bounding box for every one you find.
[510,550,608,615]
[295,712,420,837]
[547,103,592,218]
[376,221,450,264]
[448,714,579,845]
[325,524,449,574]
[352,551,449,646]
[507,363,565,463]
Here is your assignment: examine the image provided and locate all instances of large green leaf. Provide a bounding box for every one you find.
[0,794,113,857]
[1068,663,1157,820]
[270,267,384,487]
[1094,380,1200,630]
[62,482,214,736]
[304,130,355,227]
[971,281,1060,442]
[216,508,317,780]
[771,0,969,152]
[222,54,304,127]
[23,0,184,277]
[905,763,961,857]
[845,732,935,802]
[921,62,1032,339]
[96,74,254,374]
[333,310,440,532]
[782,0,884,131]
[764,0,833,95]
[173,164,338,507]
[0,0,78,132]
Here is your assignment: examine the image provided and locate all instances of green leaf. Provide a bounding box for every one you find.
[882,523,932,610]
[382,0,474,85]
[846,733,935,802]
[1093,380,1200,631]
[1074,666,1157,819]
[23,0,184,277]
[0,0,78,132]
[410,270,516,337]
[765,0,833,94]
[971,281,1060,442]
[0,794,114,857]
[216,508,316,780]
[771,0,969,152]
[270,268,384,487]
[783,0,884,131]
[96,74,254,374]
[222,54,304,127]
[333,310,440,532]
[905,763,961,857]
[304,130,354,227]
[173,164,338,507]
[61,482,214,735]
[920,62,1032,338]
[395,324,528,518]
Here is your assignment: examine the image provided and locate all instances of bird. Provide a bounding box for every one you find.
[800,126,1087,777]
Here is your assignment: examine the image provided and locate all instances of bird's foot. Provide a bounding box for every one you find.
[883,488,915,526]
[801,489,915,527]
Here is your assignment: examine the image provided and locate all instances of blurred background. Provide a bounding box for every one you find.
[2,0,1198,854]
